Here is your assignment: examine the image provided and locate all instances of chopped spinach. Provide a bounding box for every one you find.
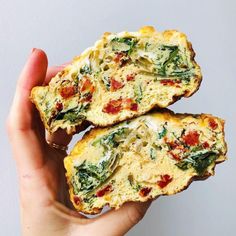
[63,112,81,122]
[54,103,89,123]
[154,45,194,79]
[150,147,157,160]
[83,195,95,207]
[111,37,137,55]
[134,84,143,103]
[144,42,151,51]
[80,64,92,75]
[74,127,131,195]
[158,124,167,139]
[74,152,119,194]
[128,175,141,191]
[101,76,111,90]
[176,151,218,175]
[93,127,130,149]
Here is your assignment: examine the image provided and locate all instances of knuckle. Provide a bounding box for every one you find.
[127,205,145,225]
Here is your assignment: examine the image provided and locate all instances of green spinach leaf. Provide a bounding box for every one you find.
[150,147,157,160]
[134,84,143,103]
[111,37,137,55]
[80,64,92,75]
[158,124,167,139]
[75,152,118,194]
[176,151,217,175]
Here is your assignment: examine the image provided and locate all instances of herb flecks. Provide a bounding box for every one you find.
[101,76,111,91]
[150,147,157,160]
[134,84,143,103]
[80,64,92,75]
[54,103,89,123]
[158,124,167,139]
[128,174,141,192]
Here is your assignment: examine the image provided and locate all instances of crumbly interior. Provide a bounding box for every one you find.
[64,112,226,214]
[31,27,202,133]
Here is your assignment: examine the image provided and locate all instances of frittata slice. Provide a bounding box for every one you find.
[31,26,202,134]
[64,110,227,214]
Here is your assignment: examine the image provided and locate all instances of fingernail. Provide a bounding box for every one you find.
[31,48,37,53]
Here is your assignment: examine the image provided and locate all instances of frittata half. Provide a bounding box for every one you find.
[64,110,227,214]
[31,26,202,134]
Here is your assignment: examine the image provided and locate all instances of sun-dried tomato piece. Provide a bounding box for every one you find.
[139,187,152,197]
[103,99,123,114]
[110,78,124,91]
[114,52,125,63]
[160,79,175,86]
[202,141,210,148]
[126,74,135,81]
[96,185,113,197]
[208,118,218,130]
[165,140,179,150]
[124,98,138,111]
[73,196,82,205]
[60,86,77,99]
[157,175,173,189]
[130,103,138,111]
[80,77,95,93]
[183,131,200,146]
[56,101,63,111]
[169,151,181,161]
[114,52,129,66]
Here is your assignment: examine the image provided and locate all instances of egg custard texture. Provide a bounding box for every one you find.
[31,26,202,134]
[64,111,227,214]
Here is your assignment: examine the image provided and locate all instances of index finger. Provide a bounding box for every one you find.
[7,48,49,171]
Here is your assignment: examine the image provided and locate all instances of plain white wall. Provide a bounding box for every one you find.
[1,0,235,235]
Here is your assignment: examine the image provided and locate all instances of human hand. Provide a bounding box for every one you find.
[7,49,151,236]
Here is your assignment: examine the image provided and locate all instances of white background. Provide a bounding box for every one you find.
[1,0,235,235]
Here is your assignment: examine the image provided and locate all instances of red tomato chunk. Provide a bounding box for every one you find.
[102,99,123,114]
[139,187,152,197]
[73,196,82,205]
[96,185,113,197]
[157,174,173,189]
[208,118,218,130]
[183,131,200,146]
[110,78,124,91]
[60,86,76,99]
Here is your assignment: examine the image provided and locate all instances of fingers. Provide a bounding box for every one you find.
[9,48,48,131]
[46,129,72,148]
[45,122,89,151]
[44,66,64,85]
[44,62,70,85]
[94,201,152,235]
[7,48,49,172]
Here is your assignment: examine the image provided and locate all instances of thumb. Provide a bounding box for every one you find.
[94,201,152,236]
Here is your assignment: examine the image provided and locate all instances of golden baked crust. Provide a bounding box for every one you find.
[31,26,202,134]
[64,110,227,214]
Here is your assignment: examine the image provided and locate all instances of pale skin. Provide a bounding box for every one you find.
[6,48,151,236]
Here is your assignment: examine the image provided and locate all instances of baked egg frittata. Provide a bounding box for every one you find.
[64,111,227,214]
[31,26,202,134]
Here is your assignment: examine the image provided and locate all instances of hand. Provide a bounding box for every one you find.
[7,49,151,236]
